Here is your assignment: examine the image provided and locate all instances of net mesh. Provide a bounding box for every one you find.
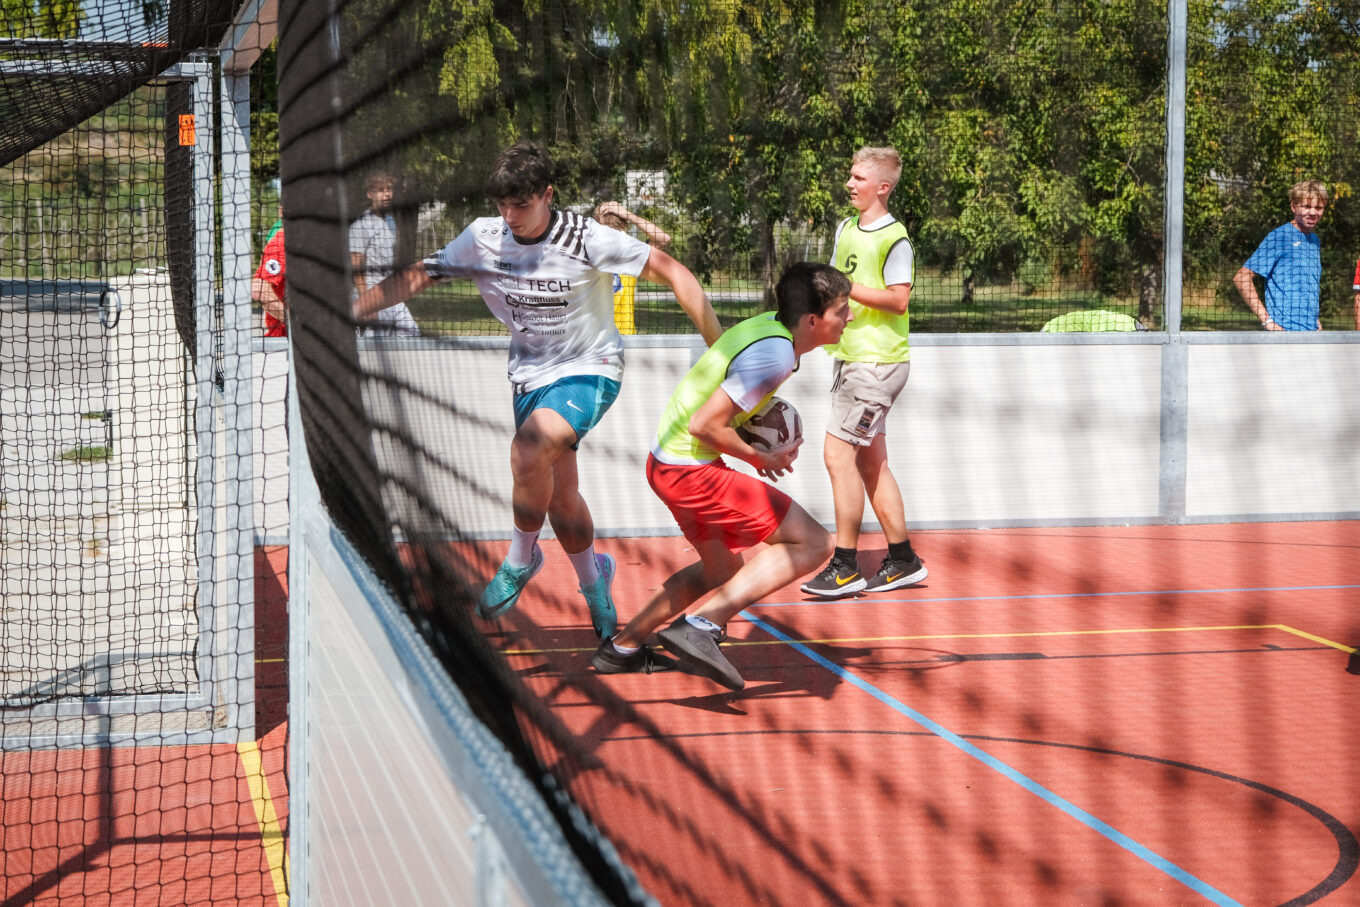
[0,87,200,707]
[283,0,1360,338]
[1,3,287,904]
[1,0,1358,903]
[1183,1,1360,328]
[0,1,245,164]
[279,0,1357,903]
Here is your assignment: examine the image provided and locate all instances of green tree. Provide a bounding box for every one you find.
[1,0,83,37]
[1185,0,1360,324]
[318,0,1359,328]
[250,41,278,186]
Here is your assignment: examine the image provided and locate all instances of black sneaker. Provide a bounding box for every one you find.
[863,553,928,593]
[590,640,678,675]
[657,616,745,690]
[800,558,866,598]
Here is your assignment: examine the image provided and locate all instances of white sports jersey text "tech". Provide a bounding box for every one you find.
[423,211,651,389]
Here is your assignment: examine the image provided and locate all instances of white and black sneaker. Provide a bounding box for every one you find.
[863,554,928,593]
[590,640,678,675]
[800,558,867,598]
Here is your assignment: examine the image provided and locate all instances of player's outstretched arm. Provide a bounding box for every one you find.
[596,201,672,247]
[641,248,722,346]
[252,276,287,324]
[353,262,434,320]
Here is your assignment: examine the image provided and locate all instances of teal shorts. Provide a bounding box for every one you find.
[513,375,621,449]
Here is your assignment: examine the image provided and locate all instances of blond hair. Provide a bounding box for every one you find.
[1288,179,1329,206]
[852,146,902,192]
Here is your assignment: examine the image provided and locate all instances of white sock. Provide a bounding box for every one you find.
[567,545,600,587]
[506,527,540,568]
[686,614,723,635]
[611,641,639,656]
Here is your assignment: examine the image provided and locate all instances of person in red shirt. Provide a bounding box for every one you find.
[252,227,288,337]
[1352,257,1360,330]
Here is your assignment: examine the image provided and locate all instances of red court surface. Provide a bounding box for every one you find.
[0,547,290,907]
[7,528,1358,905]
[485,521,1360,906]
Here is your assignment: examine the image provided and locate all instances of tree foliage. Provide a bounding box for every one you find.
[321,0,1359,318]
[1,0,83,37]
[1186,0,1360,316]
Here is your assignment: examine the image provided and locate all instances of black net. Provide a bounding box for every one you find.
[276,0,1360,901]
[276,0,1360,338]
[1,85,198,705]
[3,0,1359,903]
[293,1,1177,337]
[0,1,245,165]
[0,4,290,905]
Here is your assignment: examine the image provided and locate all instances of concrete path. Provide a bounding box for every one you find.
[1,277,197,706]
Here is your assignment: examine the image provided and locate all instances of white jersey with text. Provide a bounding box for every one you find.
[423,211,651,389]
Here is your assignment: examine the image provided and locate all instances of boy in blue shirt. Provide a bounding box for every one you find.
[1234,181,1329,331]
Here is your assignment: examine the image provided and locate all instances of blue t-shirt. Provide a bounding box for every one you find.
[1243,222,1321,331]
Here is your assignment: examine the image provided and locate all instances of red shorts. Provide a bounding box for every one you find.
[647,454,792,552]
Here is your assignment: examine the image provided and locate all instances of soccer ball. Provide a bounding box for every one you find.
[736,397,802,455]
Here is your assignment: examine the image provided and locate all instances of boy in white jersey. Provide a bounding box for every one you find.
[591,263,851,690]
[350,169,420,336]
[802,146,928,600]
[354,143,722,639]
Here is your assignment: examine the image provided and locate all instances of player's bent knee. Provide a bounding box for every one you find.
[776,506,833,566]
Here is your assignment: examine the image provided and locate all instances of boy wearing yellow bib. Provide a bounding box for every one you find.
[802,147,928,599]
[591,263,852,689]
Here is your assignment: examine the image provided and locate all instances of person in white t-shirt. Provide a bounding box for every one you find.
[354,143,721,639]
[350,170,420,336]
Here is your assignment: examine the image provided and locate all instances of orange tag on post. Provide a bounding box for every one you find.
[178,115,196,146]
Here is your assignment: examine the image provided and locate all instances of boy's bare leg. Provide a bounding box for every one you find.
[612,545,742,648]
[692,504,831,627]
[823,433,866,551]
[546,447,594,554]
[509,408,579,534]
[856,433,907,543]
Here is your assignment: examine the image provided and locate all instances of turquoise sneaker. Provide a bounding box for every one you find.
[580,553,617,640]
[476,545,544,620]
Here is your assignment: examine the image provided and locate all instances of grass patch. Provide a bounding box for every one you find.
[404,274,1156,336]
[60,445,111,463]
[81,411,109,420]
[407,273,1360,334]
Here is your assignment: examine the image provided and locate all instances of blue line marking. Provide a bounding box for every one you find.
[750,583,1360,608]
[742,611,1244,907]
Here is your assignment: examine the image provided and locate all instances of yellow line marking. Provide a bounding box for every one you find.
[256,658,286,663]
[505,624,1354,655]
[722,625,1286,648]
[1274,624,1356,653]
[239,740,290,906]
